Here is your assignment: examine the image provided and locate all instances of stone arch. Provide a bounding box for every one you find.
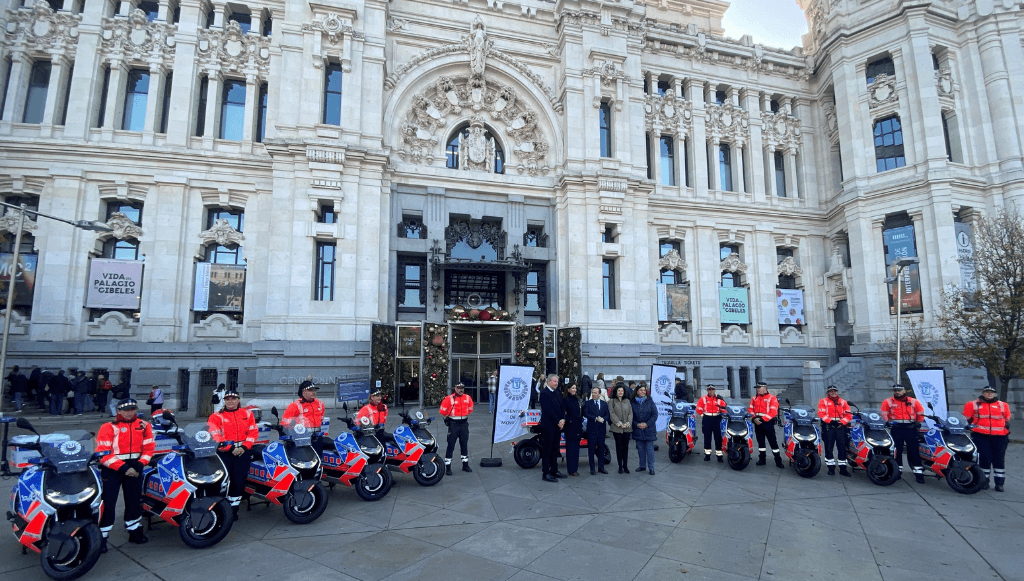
[384,56,562,177]
[441,117,506,173]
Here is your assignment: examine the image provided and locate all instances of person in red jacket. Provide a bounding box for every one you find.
[749,382,783,468]
[208,388,259,517]
[439,382,475,475]
[696,385,726,462]
[95,398,155,552]
[356,390,389,427]
[283,383,325,454]
[818,385,853,476]
[963,386,1012,491]
[881,384,926,483]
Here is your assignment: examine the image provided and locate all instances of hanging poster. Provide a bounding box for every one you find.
[882,225,923,314]
[194,263,245,312]
[650,365,676,432]
[85,258,143,309]
[493,364,535,443]
[0,253,37,307]
[719,287,750,325]
[955,222,976,293]
[906,368,947,429]
[666,283,691,322]
[776,289,804,325]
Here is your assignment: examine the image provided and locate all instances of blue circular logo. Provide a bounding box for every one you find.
[503,377,529,401]
[654,376,671,395]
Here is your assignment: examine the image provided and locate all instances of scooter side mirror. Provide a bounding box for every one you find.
[785,398,791,405]
[271,406,279,418]
[15,417,36,433]
[161,410,174,421]
[927,402,935,411]
[342,402,348,413]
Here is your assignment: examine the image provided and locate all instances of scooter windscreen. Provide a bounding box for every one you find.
[858,408,887,430]
[671,400,692,417]
[182,423,219,457]
[407,409,428,424]
[40,430,95,474]
[788,405,816,426]
[725,404,747,421]
[942,412,970,434]
[285,423,314,446]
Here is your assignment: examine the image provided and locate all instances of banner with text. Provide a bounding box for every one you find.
[719,287,750,325]
[955,222,977,294]
[650,364,676,432]
[657,283,691,322]
[193,263,245,312]
[883,225,923,314]
[85,258,143,309]
[493,364,535,444]
[906,368,947,428]
[776,289,804,326]
[0,253,37,307]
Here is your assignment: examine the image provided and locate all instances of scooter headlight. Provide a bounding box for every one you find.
[794,432,817,442]
[946,442,975,454]
[865,436,892,448]
[360,443,383,456]
[416,437,434,447]
[726,427,747,437]
[289,459,319,470]
[668,423,688,432]
[45,486,97,506]
[186,469,225,485]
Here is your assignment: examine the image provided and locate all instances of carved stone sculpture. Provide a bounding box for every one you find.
[199,218,244,247]
[105,212,142,240]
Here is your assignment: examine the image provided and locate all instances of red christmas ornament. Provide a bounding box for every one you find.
[479,310,492,321]
[431,373,437,378]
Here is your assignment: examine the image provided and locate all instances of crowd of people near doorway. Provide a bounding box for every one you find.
[2,365,164,416]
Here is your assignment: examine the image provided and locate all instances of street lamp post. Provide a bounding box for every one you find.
[0,202,112,417]
[883,256,921,387]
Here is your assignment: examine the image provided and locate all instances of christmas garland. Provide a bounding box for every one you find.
[557,327,582,389]
[515,324,545,384]
[422,324,449,405]
[370,324,396,399]
[446,305,512,322]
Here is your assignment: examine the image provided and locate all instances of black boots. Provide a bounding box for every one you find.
[127,528,148,544]
[100,537,108,553]
[756,453,767,466]
[232,505,239,521]
[839,466,851,477]
[445,464,453,476]
[995,483,1004,492]
[828,466,835,476]
[704,454,711,462]
[462,462,472,473]
[915,473,925,484]
[774,454,784,468]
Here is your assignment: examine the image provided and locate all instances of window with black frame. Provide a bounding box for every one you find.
[194,208,245,322]
[873,115,906,172]
[524,263,547,320]
[397,255,427,313]
[659,240,681,285]
[720,244,740,287]
[314,242,335,301]
[444,270,504,310]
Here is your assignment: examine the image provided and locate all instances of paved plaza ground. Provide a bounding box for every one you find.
[0,409,1021,581]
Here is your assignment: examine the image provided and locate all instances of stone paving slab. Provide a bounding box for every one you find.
[0,409,1021,580]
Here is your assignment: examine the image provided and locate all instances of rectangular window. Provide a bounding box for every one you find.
[873,115,906,172]
[715,90,727,105]
[525,263,547,317]
[256,82,267,142]
[195,76,208,137]
[397,255,427,312]
[205,208,244,264]
[774,150,786,196]
[720,244,739,287]
[159,72,172,133]
[657,79,671,96]
[602,224,617,243]
[602,258,616,309]
[95,66,110,128]
[323,64,342,126]
[138,0,159,21]
[660,135,675,185]
[22,60,51,124]
[599,101,612,157]
[103,239,140,260]
[106,201,143,225]
[660,240,681,285]
[645,133,652,180]
[121,68,150,131]
[59,63,74,125]
[318,203,336,224]
[719,143,733,191]
[219,79,245,140]
[683,137,690,187]
[882,215,923,314]
[776,247,796,289]
[262,15,272,36]
[228,12,251,33]
[866,56,896,84]
[314,242,335,301]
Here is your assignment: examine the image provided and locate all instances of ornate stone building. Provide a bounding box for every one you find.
[0,0,1018,410]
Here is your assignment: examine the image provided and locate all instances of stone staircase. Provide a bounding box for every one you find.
[823,357,869,404]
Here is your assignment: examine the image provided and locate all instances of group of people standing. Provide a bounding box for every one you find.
[4,365,129,415]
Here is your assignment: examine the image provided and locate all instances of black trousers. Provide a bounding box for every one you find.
[612,432,631,467]
[217,449,253,500]
[891,424,922,469]
[445,419,469,461]
[564,433,580,475]
[702,416,723,455]
[587,431,606,471]
[754,419,780,456]
[822,424,848,464]
[540,428,559,476]
[974,433,1009,484]
[99,467,144,532]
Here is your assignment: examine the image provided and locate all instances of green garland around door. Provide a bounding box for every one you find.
[422,324,449,405]
[370,324,396,401]
[515,324,545,384]
[557,327,582,389]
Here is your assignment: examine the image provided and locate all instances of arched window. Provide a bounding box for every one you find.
[445,123,504,174]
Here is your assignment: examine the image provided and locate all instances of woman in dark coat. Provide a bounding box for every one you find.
[562,384,583,476]
[631,385,659,475]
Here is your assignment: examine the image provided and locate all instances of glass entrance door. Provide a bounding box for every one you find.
[450,326,513,404]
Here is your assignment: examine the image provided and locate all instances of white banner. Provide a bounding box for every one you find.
[657,282,667,321]
[651,364,675,432]
[906,368,947,428]
[493,364,535,444]
[776,289,805,326]
[193,262,211,311]
[85,259,143,309]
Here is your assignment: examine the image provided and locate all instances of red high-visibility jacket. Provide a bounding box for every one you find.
[963,399,1011,436]
[749,393,780,422]
[440,393,474,418]
[96,417,155,472]
[282,398,325,430]
[881,396,925,423]
[356,403,388,427]
[696,395,726,416]
[817,397,852,425]
[208,406,259,450]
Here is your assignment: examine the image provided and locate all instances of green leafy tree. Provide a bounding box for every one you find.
[936,208,1024,401]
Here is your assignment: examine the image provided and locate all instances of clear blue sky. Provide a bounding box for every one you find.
[721,0,809,51]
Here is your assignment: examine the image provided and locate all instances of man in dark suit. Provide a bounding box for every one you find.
[582,387,610,475]
[539,373,566,483]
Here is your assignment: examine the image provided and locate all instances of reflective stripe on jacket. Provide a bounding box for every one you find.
[355,403,388,427]
[209,406,259,449]
[749,393,779,422]
[440,393,474,418]
[96,418,155,471]
[817,397,852,425]
[881,396,925,423]
[283,398,325,429]
[696,395,725,416]
[963,399,1011,436]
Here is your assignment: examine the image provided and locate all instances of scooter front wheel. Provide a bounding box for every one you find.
[513,439,542,469]
[946,461,985,495]
[412,453,445,486]
[669,441,684,463]
[355,463,393,501]
[178,497,234,549]
[283,481,329,524]
[728,445,750,471]
[793,450,821,478]
[866,457,900,486]
[40,521,102,581]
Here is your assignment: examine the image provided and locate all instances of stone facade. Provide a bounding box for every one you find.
[0,0,1020,411]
